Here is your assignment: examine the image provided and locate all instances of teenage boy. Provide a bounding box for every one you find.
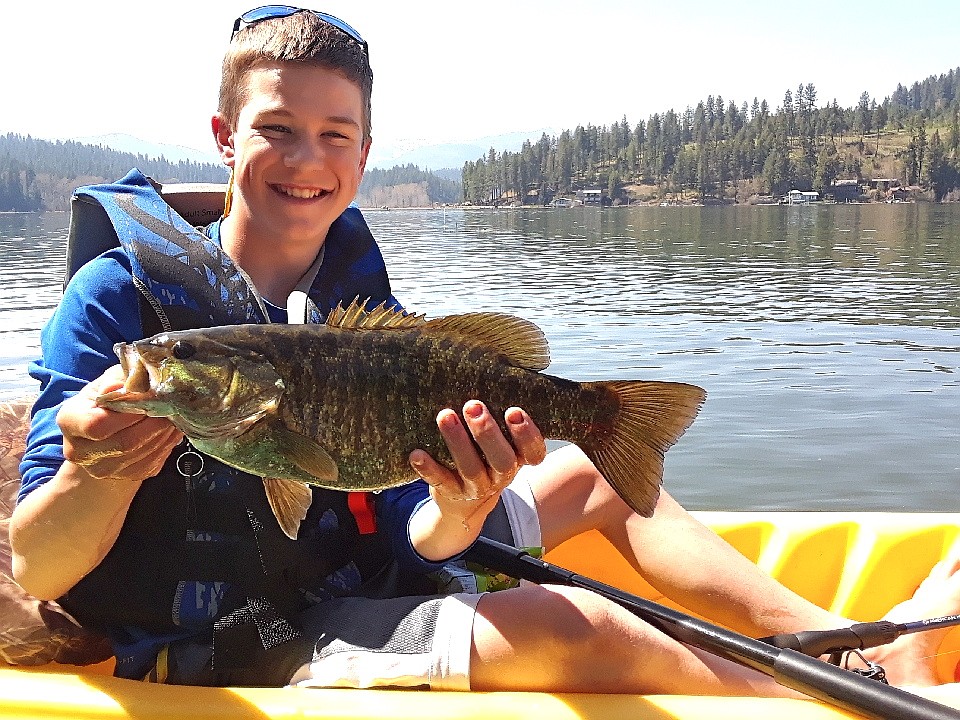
[11,6,960,695]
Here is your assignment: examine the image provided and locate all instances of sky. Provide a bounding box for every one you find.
[4,0,960,163]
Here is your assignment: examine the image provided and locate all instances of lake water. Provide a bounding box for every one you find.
[1,204,958,512]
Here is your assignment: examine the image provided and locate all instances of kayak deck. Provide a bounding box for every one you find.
[3,511,960,719]
[0,664,907,720]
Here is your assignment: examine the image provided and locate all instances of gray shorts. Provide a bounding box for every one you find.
[157,475,540,690]
[289,474,541,691]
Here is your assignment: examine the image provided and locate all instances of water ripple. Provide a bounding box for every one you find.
[3,206,960,511]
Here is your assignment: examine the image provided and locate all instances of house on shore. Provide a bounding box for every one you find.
[786,190,819,204]
[831,179,861,203]
[868,178,900,192]
[577,188,604,205]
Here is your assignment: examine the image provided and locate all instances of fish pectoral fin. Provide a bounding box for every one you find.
[275,427,340,483]
[263,477,313,540]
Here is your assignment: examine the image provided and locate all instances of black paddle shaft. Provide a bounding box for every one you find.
[465,537,960,720]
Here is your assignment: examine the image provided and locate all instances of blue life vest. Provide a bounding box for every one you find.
[56,169,425,677]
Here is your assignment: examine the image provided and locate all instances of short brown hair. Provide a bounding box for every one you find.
[219,11,372,139]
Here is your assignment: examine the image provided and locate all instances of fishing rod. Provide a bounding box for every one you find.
[465,536,960,720]
[761,614,960,663]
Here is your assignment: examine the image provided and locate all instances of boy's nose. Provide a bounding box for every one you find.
[285,140,325,167]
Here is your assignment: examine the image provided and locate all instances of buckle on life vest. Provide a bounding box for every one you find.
[347,491,377,534]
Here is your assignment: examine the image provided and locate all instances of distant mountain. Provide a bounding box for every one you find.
[365,129,558,171]
[68,129,554,175]
[69,133,223,166]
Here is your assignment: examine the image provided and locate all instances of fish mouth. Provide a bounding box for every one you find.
[96,343,160,406]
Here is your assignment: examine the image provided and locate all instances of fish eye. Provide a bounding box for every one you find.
[172,341,196,360]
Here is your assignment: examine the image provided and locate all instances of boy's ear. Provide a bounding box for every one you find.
[211,114,236,167]
[358,138,371,175]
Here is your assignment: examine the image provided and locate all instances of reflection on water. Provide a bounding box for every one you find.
[372,204,960,326]
[2,205,958,511]
[0,212,69,400]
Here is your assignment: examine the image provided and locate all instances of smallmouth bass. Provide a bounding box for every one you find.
[97,301,706,538]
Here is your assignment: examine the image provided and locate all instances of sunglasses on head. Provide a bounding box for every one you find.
[230,5,368,55]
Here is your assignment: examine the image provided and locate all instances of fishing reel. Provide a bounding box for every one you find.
[843,650,888,684]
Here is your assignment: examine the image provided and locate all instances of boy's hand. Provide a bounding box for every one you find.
[408,401,545,560]
[59,365,183,484]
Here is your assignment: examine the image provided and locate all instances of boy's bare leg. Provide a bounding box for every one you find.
[871,554,960,686]
[528,445,844,636]
[525,445,960,686]
[469,582,795,696]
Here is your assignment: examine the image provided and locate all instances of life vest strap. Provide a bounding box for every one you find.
[348,492,377,535]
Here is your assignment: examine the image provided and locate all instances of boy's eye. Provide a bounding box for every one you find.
[324,130,355,145]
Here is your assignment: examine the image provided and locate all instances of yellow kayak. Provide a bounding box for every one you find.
[3,394,960,718]
[3,506,960,719]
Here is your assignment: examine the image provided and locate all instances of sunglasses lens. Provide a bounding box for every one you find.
[314,12,364,44]
[234,6,365,47]
[240,5,297,24]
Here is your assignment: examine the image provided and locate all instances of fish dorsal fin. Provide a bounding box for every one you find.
[326,297,426,329]
[327,299,550,371]
[422,313,551,371]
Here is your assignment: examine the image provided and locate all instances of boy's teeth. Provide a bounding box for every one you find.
[279,185,324,199]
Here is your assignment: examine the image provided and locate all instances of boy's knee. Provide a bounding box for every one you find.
[536,585,633,655]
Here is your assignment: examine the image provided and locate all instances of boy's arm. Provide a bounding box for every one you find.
[11,254,181,600]
[10,369,182,599]
[407,401,545,563]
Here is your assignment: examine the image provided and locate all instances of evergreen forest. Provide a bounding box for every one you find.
[461,67,960,206]
[0,133,230,212]
[7,66,960,212]
[355,164,461,207]
[0,133,458,212]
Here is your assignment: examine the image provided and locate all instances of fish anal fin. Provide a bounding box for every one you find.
[582,380,706,517]
[263,477,313,539]
[422,313,551,372]
[275,427,340,483]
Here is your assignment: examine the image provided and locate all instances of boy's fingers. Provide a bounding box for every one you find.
[462,401,518,481]
[505,407,547,466]
[58,365,144,441]
[67,418,182,481]
[415,403,538,505]
[435,408,485,500]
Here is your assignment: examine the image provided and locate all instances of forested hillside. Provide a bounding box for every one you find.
[0,133,229,211]
[0,134,461,212]
[356,164,461,207]
[10,66,960,212]
[462,68,960,205]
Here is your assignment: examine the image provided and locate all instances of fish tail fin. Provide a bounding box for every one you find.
[580,380,706,517]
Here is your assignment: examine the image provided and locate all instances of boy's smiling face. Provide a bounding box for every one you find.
[215,60,370,250]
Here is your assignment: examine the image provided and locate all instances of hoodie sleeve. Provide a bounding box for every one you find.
[18,251,143,503]
[376,481,468,574]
